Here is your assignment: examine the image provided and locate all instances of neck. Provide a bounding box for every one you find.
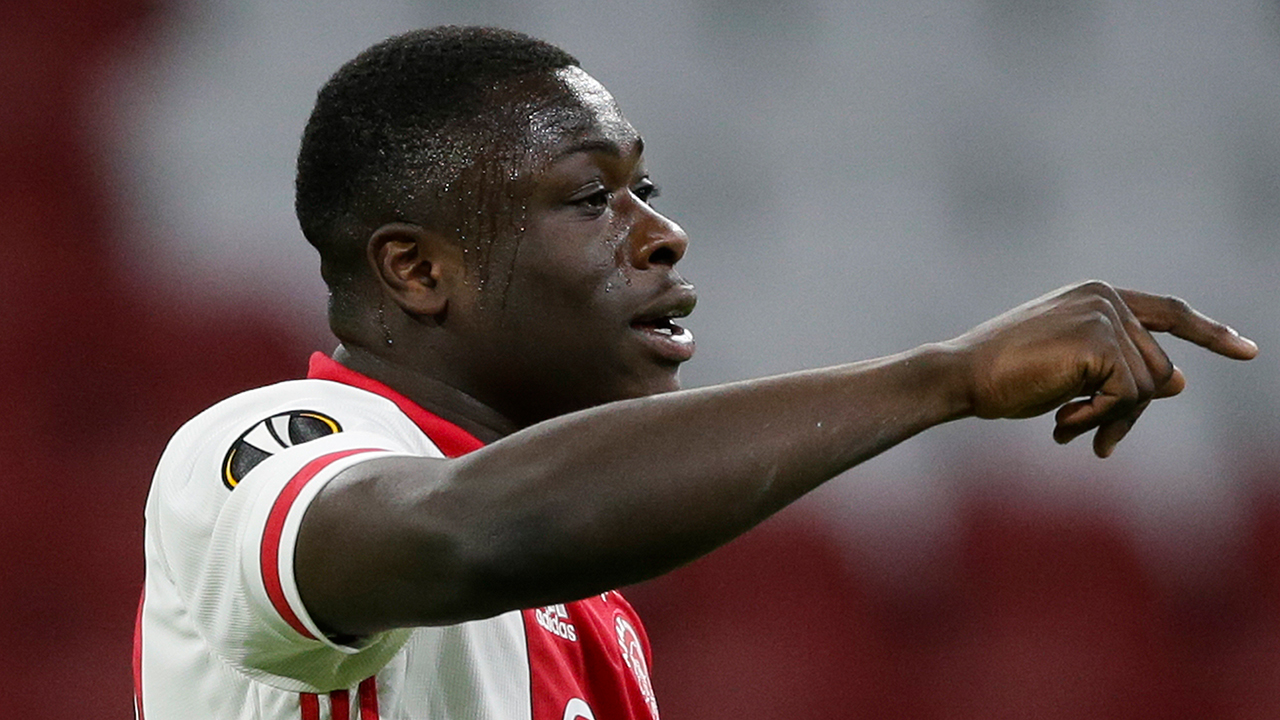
[331,343,519,444]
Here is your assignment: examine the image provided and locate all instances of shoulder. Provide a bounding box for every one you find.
[150,378,439,505]
[173,378,404,443]
[141,378,431,688]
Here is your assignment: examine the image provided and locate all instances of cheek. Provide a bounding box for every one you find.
[526,265,617,322]
[491,261,615,344]
[515,226,626,308]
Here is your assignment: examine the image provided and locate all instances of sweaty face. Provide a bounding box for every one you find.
[447,67,696,426]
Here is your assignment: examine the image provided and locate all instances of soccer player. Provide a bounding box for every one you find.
[134,25,1257,720]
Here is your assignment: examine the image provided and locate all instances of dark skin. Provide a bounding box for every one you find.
[295,67,1258,637]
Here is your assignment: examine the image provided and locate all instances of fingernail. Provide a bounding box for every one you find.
[1227,326,1259,353]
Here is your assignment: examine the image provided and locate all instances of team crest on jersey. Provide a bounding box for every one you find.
[221,410,341,489]
[615,613,659,720]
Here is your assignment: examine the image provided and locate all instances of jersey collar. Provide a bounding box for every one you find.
[306,352,485,458]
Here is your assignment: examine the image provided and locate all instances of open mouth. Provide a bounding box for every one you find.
[630,310,695,362]
[630,286,697,361]
[631,315,693,342]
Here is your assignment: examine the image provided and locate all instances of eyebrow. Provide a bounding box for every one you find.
[553,135,645,161]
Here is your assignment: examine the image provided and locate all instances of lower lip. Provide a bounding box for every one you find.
[632,325,696,363]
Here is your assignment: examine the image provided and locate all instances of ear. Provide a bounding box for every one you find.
[367,222,466,317]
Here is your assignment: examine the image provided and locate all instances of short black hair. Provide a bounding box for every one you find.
[295,26,579,289]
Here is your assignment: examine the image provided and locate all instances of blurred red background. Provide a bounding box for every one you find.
[3,3,1278,718]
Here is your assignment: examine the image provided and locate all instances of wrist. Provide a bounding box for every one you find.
[913,342,975,422]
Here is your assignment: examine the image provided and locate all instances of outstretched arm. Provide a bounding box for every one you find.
[295,281,1256,636]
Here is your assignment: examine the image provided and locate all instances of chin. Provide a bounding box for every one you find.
[546,365,685,416]
[625,371,684,400]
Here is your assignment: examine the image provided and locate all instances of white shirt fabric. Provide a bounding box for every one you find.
[134,355,659,720]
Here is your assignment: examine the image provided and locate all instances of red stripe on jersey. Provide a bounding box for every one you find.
[133,589,145,720]
[358,676,380,719]
[329,689,350,720]
[300,693,320,720]
[307,353,484,458]
[261,448,383,639]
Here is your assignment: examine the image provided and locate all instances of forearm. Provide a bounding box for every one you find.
[398,343,967,623]
[478,345,961,555]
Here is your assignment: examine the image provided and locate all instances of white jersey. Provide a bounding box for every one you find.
[135,353,659,720]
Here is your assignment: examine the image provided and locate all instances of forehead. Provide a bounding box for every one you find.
[441,68,640,232]
[516,67,640,161]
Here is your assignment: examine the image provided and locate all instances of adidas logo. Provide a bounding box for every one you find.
[534,604,578,642]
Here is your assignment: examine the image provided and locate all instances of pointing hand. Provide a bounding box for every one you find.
[949,280,1258,457]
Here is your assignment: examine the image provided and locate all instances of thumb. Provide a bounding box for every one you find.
[1153,366,1186,399]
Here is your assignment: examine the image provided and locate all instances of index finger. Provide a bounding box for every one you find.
[1116,288,1259,360]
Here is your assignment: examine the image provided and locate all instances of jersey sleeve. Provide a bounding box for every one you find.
[148,386,434,691]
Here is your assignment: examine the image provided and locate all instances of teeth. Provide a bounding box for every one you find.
[634,315,693,346]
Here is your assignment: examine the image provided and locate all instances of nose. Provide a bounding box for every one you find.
[627,201,689,269]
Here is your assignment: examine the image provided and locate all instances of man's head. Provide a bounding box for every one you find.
[297,27,696,429]
[295,26,579,293]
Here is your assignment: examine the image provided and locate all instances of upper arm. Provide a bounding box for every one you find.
[294,453,492,637]
[147,384,447,688]
[153,429,416,689]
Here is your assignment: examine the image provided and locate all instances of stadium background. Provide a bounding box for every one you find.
[3,0,1279,717]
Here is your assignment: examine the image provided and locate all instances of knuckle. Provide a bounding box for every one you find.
[1085,297,1115,316]
[1164,294,1191,316]
[1112,394,1139,417]
[1083,308,1116,335]
[1215,324,1239,343]
[1077,279,1115,297]
[1073,288,1120,316]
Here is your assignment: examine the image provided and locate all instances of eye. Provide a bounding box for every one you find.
[633,179,661,205]
[581,189,611,209]
[570,186,613,216]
